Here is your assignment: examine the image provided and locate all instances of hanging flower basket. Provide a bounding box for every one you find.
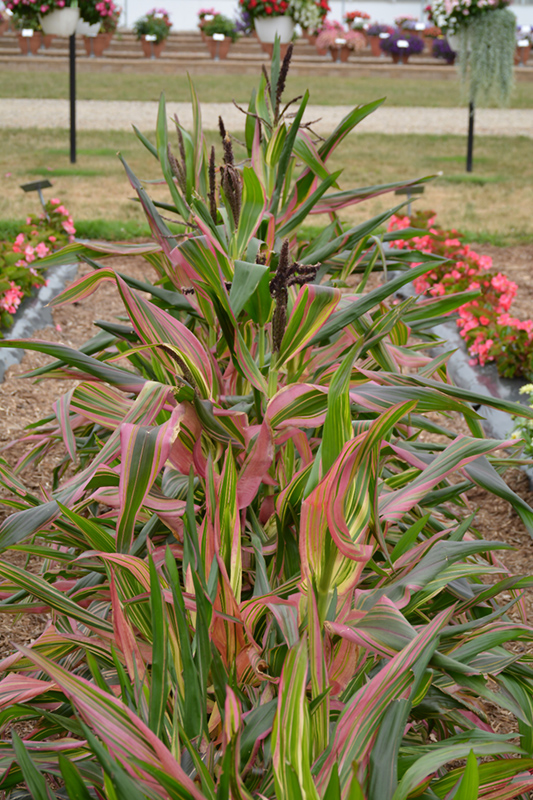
[76,18,100,36]
[38,7,79,36]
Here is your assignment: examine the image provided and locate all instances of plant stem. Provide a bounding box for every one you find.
[258,325,265,369]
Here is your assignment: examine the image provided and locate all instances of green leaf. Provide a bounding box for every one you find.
[229,260,269,318]
[156,93,190,220]
[11,731,51,800]
[58,753,93,800]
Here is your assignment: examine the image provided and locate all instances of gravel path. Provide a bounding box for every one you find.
[2,98,533,136]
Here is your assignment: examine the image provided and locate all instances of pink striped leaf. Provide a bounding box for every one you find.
[0,673,57,709]
[17,644,206,800]
[265,384,328,430]
[31,240,161,271]
[325,402,416,561]
[237,422,274,509]
[379,436,514,523]
[0,561,113,632]
[116,277,217,399]
[52,389,76,462]
[71,382,134,429]
[275,284,341,367]
[216,449,241,601]
[116,410,179,552]
[272,637,320,800]
[319,608,453,794]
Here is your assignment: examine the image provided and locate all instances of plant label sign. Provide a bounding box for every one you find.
[335,37,346,44]
[213,32,225,40]
[379,32,390,38]
[415,22,426,30]
[204,14,214,20]
[21,28,34,36]
[145,33,157,41]
[518,39,529,47]
[397,39,409,48]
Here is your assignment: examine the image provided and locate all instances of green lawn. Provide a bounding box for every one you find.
[1,127,532,245]
[2,70,533,107]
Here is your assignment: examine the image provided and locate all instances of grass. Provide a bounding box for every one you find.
[2,70,533,108]
[2,127,532,245]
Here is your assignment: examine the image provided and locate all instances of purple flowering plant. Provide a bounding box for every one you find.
[380,28,425,54]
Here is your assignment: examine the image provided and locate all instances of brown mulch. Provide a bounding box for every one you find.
[0,243,532,734]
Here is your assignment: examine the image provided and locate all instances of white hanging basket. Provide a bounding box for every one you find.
[76,18,100,36]
[39,7,80,36]
[254,15,295,44]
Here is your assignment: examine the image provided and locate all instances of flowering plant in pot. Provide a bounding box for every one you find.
[3,41,533,800]
[394,13,418,29]
[197,7,218,40]
[380,29,424,63]
[10,13,43,52]
[134,6,171,57]
[344,9,370,30]
[80,0,120,55]
[432,35,456,63]
[316,25,365,60]
[367,21,392,55]
[201,13,238,58]
[6,0,80,35]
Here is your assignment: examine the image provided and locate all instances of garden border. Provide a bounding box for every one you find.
[0,260,78,383]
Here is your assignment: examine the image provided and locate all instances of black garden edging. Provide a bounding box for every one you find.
[0,261,78,384]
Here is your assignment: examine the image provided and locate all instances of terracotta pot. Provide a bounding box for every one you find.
[0,20,10,35]
[368,35,381,56]
[206,36,231,59]
[329,44,350,62]
[515,44,531,65]
[42,34,54,48]
[391,52,409,64]
[18,32,42,55]
[140,35,166,58]
[83,32,113,56]
[315,43,328,55]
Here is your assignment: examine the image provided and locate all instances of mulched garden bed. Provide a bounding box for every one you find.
[0,244,532,734]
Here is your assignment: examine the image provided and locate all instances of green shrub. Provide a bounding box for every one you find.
[1,43,533,800]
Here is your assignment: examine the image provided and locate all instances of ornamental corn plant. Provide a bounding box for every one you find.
[2,43,533,799]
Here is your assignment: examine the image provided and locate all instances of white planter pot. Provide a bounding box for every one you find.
[254,15,295,44]
[76,19,100,36]
[39,7,80,36]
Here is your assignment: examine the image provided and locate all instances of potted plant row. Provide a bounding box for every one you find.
[133,6,171,58]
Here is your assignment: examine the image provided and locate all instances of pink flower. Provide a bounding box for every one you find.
[14,233,25,247]
[62,221,76,235]
[50,198,60,205]
[49,235,57,242]
[1,282,24,315]
[35,242,49,258]
[24,245,35,263]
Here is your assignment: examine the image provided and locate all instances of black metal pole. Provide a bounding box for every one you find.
[69,33,76,164]
[466,100,474,173]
